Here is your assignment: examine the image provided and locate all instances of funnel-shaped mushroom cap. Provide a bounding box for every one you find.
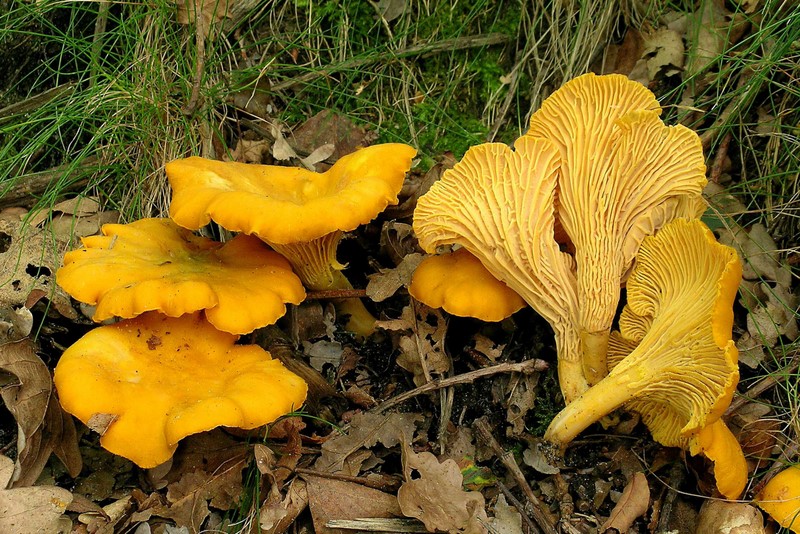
[608,331,747,500]
[409,248,526,322]
[54,312,308,468]
[757,465,800,532]
[56,218,305,335]
[545,219,741,448]
[526,73,707,384]
[166,144,417,245]
[414,136,586,401]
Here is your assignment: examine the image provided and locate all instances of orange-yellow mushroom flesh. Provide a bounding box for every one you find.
[56,218,305,334]
[409,248,526,322]
[54,312,308,468]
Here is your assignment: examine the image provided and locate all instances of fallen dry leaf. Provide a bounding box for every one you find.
[487,495,522,534]
[629,27,685,84]
[305,475,403,534]
[366,253,424,303]
[155,460,246,532]
[292,110,371,162]
[315,412,420,476]
[377,302,450,386]
[259,477,309,534]
[600,471,649,532]
[175,0,230,37]
[397,444,487,534]
[0,208,76,323]
[0,339,81,487]
[0,454,73,534]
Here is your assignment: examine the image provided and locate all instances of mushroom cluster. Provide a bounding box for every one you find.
[411,73,746,499]
[55,143,415,467]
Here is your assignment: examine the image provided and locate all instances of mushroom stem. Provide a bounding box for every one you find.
[544,364,639,446]
[269,232,378,337]
[581,329,610,385]
[554,325,588,405]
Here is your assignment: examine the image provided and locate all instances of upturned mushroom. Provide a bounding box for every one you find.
[56,218,305,335]
[525,73,707,384]
[166,144,416,336]
[54,312,308,468]
[544,220,741,462]
[756,465,800,532]
[414,136,586,402]
[409,248,526,322]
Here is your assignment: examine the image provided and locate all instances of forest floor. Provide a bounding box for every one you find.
[0,1,798,533]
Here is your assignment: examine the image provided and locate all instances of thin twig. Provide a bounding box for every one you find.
[497,480,540,534]
[372,359,548,414]
[182,9,207,116]
[296,467,402,492]
[271,33,511,92]
[709,132,732,184]
[474,418,558,534]
[305,288,368,300]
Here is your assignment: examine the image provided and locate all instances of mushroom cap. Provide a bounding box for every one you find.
[688,419,748,500]
[545,219,741,447]
[56,218,305,334]
[409,248,526,322]
[413,136,586,401]
[526,73,707,381]
[757,465,800,532]
[166,144,417,245]
[54,312,308,468]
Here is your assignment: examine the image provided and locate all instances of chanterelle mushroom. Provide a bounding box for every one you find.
[54,312,308,468]
[166,144,416,336]
[544,219,741,464]
[757,465,800,532]
[605,314,747,500]
[409,248,526,322]
[526,73,707,385]
[56,218,305,335]
[414,136,586,402]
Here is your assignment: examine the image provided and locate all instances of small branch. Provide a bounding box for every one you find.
[182,9,207,116]
[305,288,367,300]
[296,467,402,492]
[0,157,99,209]
[709,132,732,184]
[271,33,511,92]
[474,418,558,534]
[372,359,548,414]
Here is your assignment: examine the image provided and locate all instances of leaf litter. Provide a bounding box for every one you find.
[1,4,799,533]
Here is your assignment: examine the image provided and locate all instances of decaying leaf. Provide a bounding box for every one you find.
[315,412,421,476]
[305,475,402,534]
[292,110,371,162]
[397,444,488,534]
[0,208,77,324]
[154,457,247,532]
[175,0,230,36]
[0,339,81,487]
[600,471,649,532]
[0,454,73,534]
[487,495,522,534]
[259,477,309,534]
[366,253,424,302]
[629,27,685,84]
[377,302,450,386]
[504,373,540,438]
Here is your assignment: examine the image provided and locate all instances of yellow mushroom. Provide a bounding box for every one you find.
[414,136,586,402]
[54,312,308,468]
[56,218,305,335]
[526,73,707,384]
[409,248,526,322]
[166,144,416,337]
[756,465,800,532]
[545,220,741,462]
